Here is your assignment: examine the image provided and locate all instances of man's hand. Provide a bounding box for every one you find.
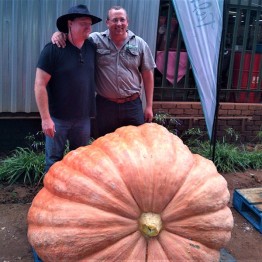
[144,106,153,123]
[42,118,56,138]
[51,32,67,48]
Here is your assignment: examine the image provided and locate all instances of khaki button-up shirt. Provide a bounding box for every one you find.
[90,30,156,99]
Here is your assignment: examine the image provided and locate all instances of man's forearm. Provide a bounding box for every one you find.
[142,70,154,108]
[35,86,51,120]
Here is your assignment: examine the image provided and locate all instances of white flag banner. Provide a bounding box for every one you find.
[172,0,224,138]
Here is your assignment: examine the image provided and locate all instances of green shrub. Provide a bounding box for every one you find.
[0,147,45,186]
[242,150,262,170]
[154,113,180,135]
[211,142,249,173]
[0,132,95,186]
[154,112,262,173]
[182,127,262,173]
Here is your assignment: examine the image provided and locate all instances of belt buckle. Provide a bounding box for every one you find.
[124,96,132,103]
[114,93,139,103]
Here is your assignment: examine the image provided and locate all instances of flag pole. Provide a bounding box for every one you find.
[211,0,227,162]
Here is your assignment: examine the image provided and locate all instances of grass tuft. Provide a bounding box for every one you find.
[0,147,45,186]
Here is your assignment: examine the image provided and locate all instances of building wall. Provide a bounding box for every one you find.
[153,102,262,143]
[0,118,41,154]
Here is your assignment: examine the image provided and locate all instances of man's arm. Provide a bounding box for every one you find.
[34,68,55,137]
[51,32,67,48]
[141,69,154,123]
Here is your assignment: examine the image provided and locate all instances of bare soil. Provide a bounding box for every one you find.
[0,170,261,262]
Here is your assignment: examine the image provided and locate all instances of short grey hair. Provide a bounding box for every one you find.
[107,6,128,20]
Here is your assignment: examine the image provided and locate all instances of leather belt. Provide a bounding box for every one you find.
[103,93,140,104]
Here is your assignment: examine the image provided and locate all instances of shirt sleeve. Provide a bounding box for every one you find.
[37,42,56,75]
[138,37,156,72]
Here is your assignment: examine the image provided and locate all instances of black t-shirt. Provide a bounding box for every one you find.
[37,39,96,120]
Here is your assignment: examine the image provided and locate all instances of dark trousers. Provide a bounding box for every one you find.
[96,95,145,137]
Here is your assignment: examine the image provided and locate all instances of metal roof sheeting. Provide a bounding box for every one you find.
[0,0,159,113]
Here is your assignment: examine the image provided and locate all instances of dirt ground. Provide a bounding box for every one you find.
[0,170,261,262]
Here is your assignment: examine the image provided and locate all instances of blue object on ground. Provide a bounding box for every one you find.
[233,188,262,233]
[32,248,42,262]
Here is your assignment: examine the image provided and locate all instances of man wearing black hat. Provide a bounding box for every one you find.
[52,5,156,138]
[35,5,102,172]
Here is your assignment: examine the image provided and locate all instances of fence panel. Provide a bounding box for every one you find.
[154,0,262,103]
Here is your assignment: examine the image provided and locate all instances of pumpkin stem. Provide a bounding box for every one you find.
[139,212,162,237]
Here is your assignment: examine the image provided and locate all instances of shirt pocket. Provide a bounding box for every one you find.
[96,49,111,66]
[123,48,140,67]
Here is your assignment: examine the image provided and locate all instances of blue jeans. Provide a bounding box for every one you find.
[96,95,144,137]
[45,117,91,172]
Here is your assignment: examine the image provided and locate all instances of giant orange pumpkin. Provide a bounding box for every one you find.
[27,123,233,261]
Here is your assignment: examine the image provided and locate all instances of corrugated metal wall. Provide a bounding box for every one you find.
[0,0,159,114]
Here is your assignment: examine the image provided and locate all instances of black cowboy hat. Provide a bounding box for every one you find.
[56,4,102,33]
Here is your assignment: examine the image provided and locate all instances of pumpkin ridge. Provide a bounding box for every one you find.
[160,153,199,214]
[159,230,221,261]
[162,154,231,222]
[91,135,145,212]
[154,137,196,214]
[81,231,146,261]
[28,226,140,260]
[44,152,140,219]
[93,126,156,212]
[164,216,233,250]
[147,237,169,260]
[136,124,195,213]
[28,192,138,229]
[65,144,138,202]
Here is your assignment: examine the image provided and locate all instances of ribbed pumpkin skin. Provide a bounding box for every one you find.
[27,123,233,261]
